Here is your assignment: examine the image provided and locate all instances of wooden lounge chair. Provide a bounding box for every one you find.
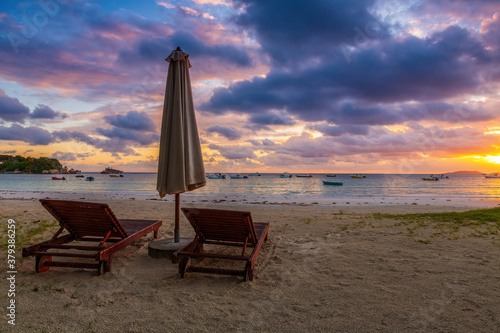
[22,199,162,275]
[173,208,270,281]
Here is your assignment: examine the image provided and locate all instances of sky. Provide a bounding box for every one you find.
[0,0,500,173]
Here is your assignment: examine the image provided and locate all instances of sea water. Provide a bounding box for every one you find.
[1,173,499,200]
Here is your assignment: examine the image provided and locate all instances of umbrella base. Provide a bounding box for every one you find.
[148,238,191,259]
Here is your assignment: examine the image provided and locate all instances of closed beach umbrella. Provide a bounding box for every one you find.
[157,47,206,243]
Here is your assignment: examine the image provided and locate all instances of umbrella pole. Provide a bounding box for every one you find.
[175,193,180,243]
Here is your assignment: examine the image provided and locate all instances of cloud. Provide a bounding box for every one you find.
[234,0,389,67]
[118,32,252,68]
[208,144,256,160]
[53,130,141,156]
[203,24,497,126]
[262,138,274,145]
[481,12,500,51]
[206,125,242,140]
[96,127,159,145]
[264,125,500,161]
[157,2,176,9]
[0,89,30,122]
[51,151,95,161]
[104,111,156,131]
[310,124,370,137]
[249,111,295,126]
[30,104,67,119]
[51,151,77,161]
[1,150,17,154]
[0,124,54,145]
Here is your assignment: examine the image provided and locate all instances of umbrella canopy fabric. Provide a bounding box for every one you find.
[157,48,206,198]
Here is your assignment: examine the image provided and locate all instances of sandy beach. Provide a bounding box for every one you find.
[1,194,499,332]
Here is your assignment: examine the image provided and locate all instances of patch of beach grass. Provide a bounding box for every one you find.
[32,283,65,293]
[0,218,59,266]
[303,216,319,224]
[373,207,500,244]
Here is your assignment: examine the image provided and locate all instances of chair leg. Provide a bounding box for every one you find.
[105,256,112,273]
[245,262,253,281]
[35,255,52,273]
[98,260,106,276]
[179,257,191,278]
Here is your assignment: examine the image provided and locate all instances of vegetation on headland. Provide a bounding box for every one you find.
[0,155,70,174]
[100,167,123,174]
[445,170,483,175]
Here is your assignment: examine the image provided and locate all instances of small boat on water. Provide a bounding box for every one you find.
[280,172,292,178]
[323,181,343,186]
[248,172,261,176]
[351,174,366,178]
[207,173,226,179]
[296,174,312,178]
[110,174,124,177]
[75,175,84,178]
[230,174,248,179]
[484,173,500,178]
[422,176,439,181]
[326,174,336,177]
[432,174,449,179]
[51,176,66,180]
[85,176,95,181]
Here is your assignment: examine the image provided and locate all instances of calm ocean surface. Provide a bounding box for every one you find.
[1,173,499,199]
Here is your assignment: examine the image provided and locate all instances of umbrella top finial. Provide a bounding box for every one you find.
[165,47,191,66]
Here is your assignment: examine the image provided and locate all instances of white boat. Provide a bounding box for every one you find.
[484,173,500,178]
[280,172,292,178]
[432,174,449,179]
[248,172,261,176]
[207,173,225,179]
[230,174,248,179]
[351,174,366,178]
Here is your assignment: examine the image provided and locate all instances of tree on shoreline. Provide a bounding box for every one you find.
[0,155,63,174]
